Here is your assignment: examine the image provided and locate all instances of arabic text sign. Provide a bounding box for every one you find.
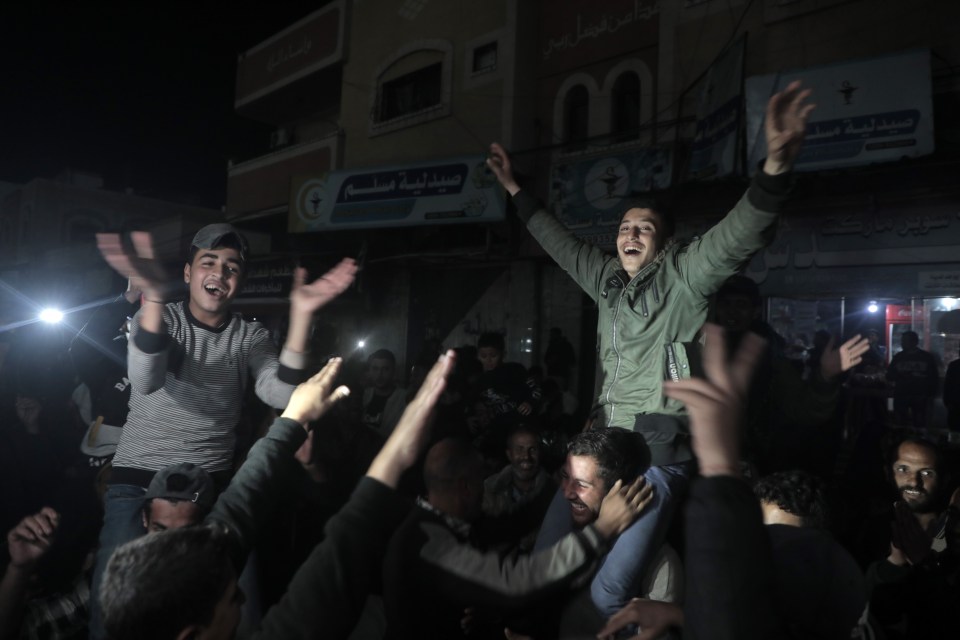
[289,155,505,232]
[538,0,659,76]
[236,3,343,104]
[549,147,673,249]
[745,50,934,172]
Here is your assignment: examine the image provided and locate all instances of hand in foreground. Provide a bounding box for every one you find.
[96,232,170,302]
[762,80,815,175]
[486,143,521,196]
[7,508,60,570]
[820,334,871,380]
[663,323,766,478]
[281,358,350,427]
[594,476,655,540]
[367,350,457,488]
[597,598,683,640]
[289,259,358,317]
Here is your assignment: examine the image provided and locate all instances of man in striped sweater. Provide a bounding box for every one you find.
[88,224,357,639]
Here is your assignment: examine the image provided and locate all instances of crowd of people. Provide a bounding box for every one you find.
[1,81,958,640]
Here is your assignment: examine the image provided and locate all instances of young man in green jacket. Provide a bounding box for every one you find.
[487,81,816,618]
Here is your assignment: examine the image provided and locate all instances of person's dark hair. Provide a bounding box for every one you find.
[619,193,675,239]
[368,348,396,366]
[567,427,644,489]
[900,330,919,348]
[101,525,234,640]
[753,470,829,529]
[884,433,946,481]
[478,332,505,352]
[716,274,762,307]
[506,423,540,446]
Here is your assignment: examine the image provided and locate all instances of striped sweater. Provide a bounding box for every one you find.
[111,301,299,475]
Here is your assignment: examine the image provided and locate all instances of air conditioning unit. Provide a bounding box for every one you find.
[270,128,290,149]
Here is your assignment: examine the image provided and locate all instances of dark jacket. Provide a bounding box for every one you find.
[204,417,410,640]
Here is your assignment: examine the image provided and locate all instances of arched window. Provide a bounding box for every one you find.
[611,72,641,140]
[564,85,589,147]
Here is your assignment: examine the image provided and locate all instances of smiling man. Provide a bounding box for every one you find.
[489,81,816,618]
[88,223,357,639]
[866,436,960,639]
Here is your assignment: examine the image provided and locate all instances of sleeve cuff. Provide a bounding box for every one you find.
[133,328,170,354]
[512,189,543,224]
[278,364,307,385]
[747,161,796,213]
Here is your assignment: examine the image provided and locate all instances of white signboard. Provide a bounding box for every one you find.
[746,49,934,172]
[289,155,504,231]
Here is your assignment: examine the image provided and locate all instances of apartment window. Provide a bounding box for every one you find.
[564,85,589,146]
[472,42,498,74]
[611,72,641,140]
[378,62,442,122]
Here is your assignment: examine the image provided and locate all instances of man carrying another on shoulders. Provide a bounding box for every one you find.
[88,224,357,638]
[487,81,816,618]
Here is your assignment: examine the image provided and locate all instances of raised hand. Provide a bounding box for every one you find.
[96,232,171,301]
[281,358,350,427]
[820,334,871,380]
[763,80,816,175]
[663,323,766,478]
[486,142,521,196]
[367,350,457,488]
[594,476,655,540]
[7,508,59,570]
[289,259,358,317]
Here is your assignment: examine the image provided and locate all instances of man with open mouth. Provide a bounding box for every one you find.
[87,223,357,638]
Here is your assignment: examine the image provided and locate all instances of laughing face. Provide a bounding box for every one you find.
[893,441,940,513]
[616,208,662,279]
[561,454,607,529]
[184,247,243,325]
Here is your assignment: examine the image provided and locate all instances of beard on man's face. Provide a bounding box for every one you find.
[898,484,938,513]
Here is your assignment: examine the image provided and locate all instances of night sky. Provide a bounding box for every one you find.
[0,2,320,208]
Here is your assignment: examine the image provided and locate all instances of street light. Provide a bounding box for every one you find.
[38,308,64,324]
[867,301,879,313]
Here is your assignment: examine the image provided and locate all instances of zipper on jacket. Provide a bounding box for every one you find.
[604,285,629,427]
[652,280,660,304]
[640,289,649,317]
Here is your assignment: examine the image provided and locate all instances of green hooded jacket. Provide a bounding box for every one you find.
[511,170,794,465]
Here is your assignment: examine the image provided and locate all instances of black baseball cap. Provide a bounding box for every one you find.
[190,223,249,263]
[144,463,216,511]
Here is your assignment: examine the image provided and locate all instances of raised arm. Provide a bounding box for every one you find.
[254,352,459,639]
[0,508,59,640]
[97,232,174,394]
[282,260,358,368]
[487,143,611,299]
[680,82,815,296]
[663,324,782,640]
[205,358,350,564]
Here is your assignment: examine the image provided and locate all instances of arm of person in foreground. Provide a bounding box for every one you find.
[0,509,59,640]
[418,478,653,612]
[681,81,815,296]
[253,351,457,640]
[205,357,351,564]
[660,323,782,640]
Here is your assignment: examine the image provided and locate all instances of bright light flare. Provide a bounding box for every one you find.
[39,308,64,324]
[357,340,366,349]
[867,302,879,313]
